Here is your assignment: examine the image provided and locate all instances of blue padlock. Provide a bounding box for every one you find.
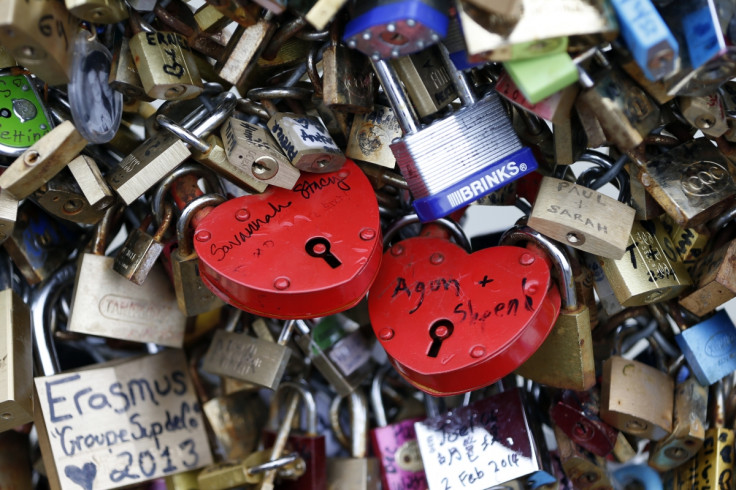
[675,309,736,386]
[609,0,679,81]
[344,0,451,60]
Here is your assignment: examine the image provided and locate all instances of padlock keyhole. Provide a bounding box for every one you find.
[427,319,454,358]
[305,237,342,268]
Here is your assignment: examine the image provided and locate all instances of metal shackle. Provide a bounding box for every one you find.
[268,381,318,435]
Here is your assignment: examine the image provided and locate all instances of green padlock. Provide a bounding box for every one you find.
[0,71,52,157]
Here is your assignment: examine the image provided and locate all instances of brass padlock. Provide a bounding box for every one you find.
[675,380,734,488]
[600,355,674,441]
[0,190,17,246]
[591,219,692,307]
[638,138,736,229]
[64,0,128,24]
[345,105,403,169]
[649,376,707,471]
[0,0,79,86]
[67,207,188,346]
[31,167,110,226]
[216,16,276,89]
[678,237,736,317]
[500,225,594,391]
[113,204,174,285]
[528,176,636,260]
[220,115,300,189]
[0,250,32,433]
[171,193,226,316]
[392,45,457,118]
[0,121,88,201]
[128,9,203,100]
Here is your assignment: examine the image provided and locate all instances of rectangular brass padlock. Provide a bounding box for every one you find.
[346,105,402,169]
[0,121,88,201]
[0,288,33,433]
[678,238,736,317]
[202,329,291,390]
[600,356,674,441]
[592,219,692,307]
[34,350,213,490]
[69,256,187,347]
[528,177,636,259]
[0,190,18,246]
[639,139,736,228]
[220,116,300,189]
[0,0,78,86]
[392,46,458,118]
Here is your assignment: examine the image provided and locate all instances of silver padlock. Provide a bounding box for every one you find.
[374,44,538,222]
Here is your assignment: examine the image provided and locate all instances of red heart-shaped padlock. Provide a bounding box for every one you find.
[368,236,561,396]
[193,160,382,319]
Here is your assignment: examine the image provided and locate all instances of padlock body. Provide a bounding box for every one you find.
[514,305,594,391]
[529,177,636,259]
[678,238,736,316]
[641,139,736,228]
[171,249,225,317]
[263,430,327,490]
[346,105,402,168]
[267,113,346,173]
[128,30,203,100]
[675,310,736,386]
[194,160,382,319]
[594,219,692,307]
[327,457,381,490]
[323,44,374,113]
[202,329,291,390]
[371,418,428,490]
[202,390,267,461]
[113,228,164,285]
[600,356,673,441]
[549,390,618,458]
[369,239,561,395]
[0,0,78,86]
[65,0,128,23]
[392,46,457,117]
[390,92,538,222]
[0,289,33,432]
[68,254,187,347]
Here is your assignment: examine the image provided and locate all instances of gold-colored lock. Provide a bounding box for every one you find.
[529,177,636,260]
[600,355,674,441]
[678,238,736,317]
[64,0,128,24]
[0,0,79,86]
[220,116,300,189]
[660,213,709,275]
[0,44,16,69]
[67,154,115,210]
[638,138,736,229]
[649,377,707,471]
[0,190,18,246]
[0,284,33,433]
[593,219,692,307]
[171,194,226,317]
[500,226,594,391]
[32,168,110,225]
[554,425,613,490]
[0,121,88,201]
[392,45,457,118]
[194,132,268,193]
[216,18,276,89]
[675,381,734,488]
[109,32,152,102]
[346,105,402,169]
[128,10,203,100]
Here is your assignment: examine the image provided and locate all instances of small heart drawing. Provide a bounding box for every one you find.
[64,461,97,490]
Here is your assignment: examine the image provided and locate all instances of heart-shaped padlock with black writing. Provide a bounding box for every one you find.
[368,216,561,396]
[193,159,382,319]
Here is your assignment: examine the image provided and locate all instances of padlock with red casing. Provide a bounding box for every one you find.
[192,159,382,319]
[368,215,561,396]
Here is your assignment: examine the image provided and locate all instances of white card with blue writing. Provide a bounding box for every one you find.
[34,350,212,490]
[414,389,542,490]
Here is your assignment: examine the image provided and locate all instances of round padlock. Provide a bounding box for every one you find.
[368,217,561,396]
[193,159,382,319]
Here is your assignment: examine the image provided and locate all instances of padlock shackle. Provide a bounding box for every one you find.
[330,389,369,458]
[382,213,471,251]
[436,42,476,106]
[269,381,318,434]
[157,115,209,152]
[152,163,222,225]
[370,365,392,427]
[261,16,309,61]
[248,86,314,101]
[177,193,225,256]
[370,59,421,135]
[500,224,578,310]
[31,263,76,377]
